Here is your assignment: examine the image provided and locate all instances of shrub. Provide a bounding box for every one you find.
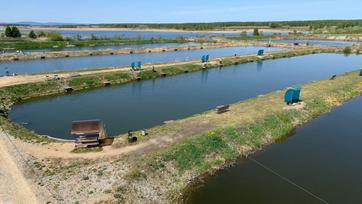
[28,30,37,39]
[46,32,64,41]
[37,31,46,37]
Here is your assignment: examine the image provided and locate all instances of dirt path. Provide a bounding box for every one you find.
[0,131,39,204]
[10,128,203,160]
[0,57,216,88]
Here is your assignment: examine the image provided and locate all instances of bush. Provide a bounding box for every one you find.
[5,26,21,38]
[46,32,64,41]
[37,31,46,37]
[28,30,37,39]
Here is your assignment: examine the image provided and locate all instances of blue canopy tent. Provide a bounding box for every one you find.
[284,86,302,104]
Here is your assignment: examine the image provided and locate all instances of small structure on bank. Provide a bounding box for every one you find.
[216,104,230,114]
[71,120,108,148]
[257,49,264,57]
[284,86,302,105]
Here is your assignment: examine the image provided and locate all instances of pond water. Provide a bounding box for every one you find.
[268,39,356,46]
[9,53,362,140]
[0,46,282,75]
[187,96,362,204]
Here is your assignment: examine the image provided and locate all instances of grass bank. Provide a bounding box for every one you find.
[0,37,191,50]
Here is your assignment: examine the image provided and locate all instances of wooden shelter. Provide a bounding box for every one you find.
[71,120,107,147]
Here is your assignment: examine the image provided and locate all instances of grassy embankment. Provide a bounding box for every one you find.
[0,36,193,51]
[0,47,342,143]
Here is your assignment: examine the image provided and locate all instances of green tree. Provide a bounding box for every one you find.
[28,30,37,39]
[269,23,280,28]
[11,26,21,38]
[4,26,21,38]
[253,28,260,36]
[4,26,12,37]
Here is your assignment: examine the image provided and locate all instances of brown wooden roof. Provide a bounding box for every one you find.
[71,120,101,135]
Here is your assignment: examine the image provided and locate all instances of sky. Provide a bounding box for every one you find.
[1,0,362,24]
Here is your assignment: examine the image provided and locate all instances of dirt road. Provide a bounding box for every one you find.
[0,130,39,204]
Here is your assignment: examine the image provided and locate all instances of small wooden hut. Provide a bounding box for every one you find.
[71,120,107,147]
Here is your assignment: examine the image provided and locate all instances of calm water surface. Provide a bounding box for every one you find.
[188,96,362,204]
[269,39,356,46]
[9,53,362,139]
[0,46,282,75]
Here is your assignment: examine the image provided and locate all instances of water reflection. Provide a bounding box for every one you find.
[201,70,209,84]
[257,61,263,72]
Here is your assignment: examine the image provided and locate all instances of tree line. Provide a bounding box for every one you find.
[93,19,362,30]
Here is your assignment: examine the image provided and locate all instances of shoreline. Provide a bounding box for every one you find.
[0,25,291,34]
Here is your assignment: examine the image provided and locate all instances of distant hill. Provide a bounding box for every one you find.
[0,22,80,26]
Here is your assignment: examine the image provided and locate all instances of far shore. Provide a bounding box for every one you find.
[0,26,292,34]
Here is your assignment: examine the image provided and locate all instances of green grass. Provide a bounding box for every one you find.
[104,72,130,81]
[0,37,190,50]
[0,81,60,103]
[139,70,160,80]
[161,111,298,172]
[163,132,231,171]
[69,76,100,88]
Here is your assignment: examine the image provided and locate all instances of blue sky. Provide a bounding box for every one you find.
[1,0,362,23]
